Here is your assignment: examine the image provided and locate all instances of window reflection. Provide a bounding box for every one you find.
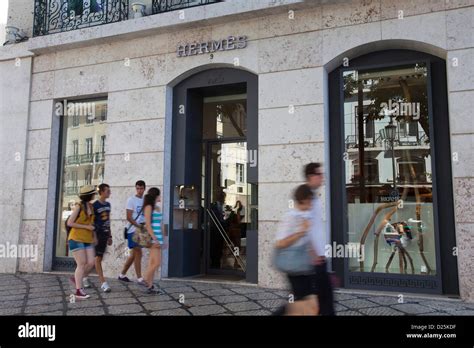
[343,63,436,275]
[202,94,247,139]
[56,99,107,258]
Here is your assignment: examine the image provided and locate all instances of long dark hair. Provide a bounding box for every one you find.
[79,193,95,216]
[143,187,160,210]
[234,200,243,212]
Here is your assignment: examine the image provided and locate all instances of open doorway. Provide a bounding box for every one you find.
[168,68,258,283]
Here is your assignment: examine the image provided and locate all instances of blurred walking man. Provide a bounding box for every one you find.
[305,162,335,316]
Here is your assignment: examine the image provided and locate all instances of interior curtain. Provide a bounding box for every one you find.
[68,0,102,16]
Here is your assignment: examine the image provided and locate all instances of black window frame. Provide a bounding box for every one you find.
[329,50,458,295]
[52,96,108,271]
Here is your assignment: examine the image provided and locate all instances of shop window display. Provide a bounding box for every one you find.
[343,63,436,275]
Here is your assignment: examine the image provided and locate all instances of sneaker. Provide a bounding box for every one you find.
[75,288,90,299]
[118,275,131,282]
[144,285,165,295]
[101,282,111,293]
[137,278,147,287]
[82,277,91,288]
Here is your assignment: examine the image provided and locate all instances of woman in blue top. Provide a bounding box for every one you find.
[143,187,167,294]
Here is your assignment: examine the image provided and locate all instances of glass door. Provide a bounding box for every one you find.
[204,141,249,276]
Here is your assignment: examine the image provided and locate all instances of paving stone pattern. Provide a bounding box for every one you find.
[1,274,473,316]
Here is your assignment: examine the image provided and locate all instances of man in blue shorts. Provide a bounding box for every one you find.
[118,180,146,285]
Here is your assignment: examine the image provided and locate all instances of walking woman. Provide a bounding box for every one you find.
[67,185,97,299]
[143,187,166,294]
[274,184,319,315]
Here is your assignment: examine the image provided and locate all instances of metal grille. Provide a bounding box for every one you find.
[33,0,129,36]
[152,0,220,14]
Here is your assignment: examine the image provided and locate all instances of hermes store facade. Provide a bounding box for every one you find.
[1,0,473,301]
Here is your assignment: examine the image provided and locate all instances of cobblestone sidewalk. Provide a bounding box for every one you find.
[1,273,473,316]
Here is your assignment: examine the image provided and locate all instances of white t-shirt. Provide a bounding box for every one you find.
[275,209,313,247]
[126,195,145,234]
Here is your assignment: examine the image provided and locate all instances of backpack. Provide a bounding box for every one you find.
[65,203,83,237]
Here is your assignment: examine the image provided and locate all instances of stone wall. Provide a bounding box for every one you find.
[6,0,34,38]
[0,43,33,273]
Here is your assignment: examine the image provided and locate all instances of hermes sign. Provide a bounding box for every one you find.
[177,35,248,58]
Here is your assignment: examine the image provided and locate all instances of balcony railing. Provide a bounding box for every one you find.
[67,152,105,165]
[67,154,80,165]
[345,131,428,149]
[152,0,220,14]
[33,0,129,37]
[81,153,94,163]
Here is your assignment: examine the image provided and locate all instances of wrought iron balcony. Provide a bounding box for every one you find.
[81,153,94,163]
[33,0,129,37]
[346,131,429,149]
[152,0,221,14]
[67,154,80,165]
[67,152,105,165]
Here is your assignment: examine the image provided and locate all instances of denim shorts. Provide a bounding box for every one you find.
[69,240,94,252]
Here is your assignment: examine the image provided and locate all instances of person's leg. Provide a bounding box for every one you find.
[120,253,134,275]
[144,245,160,287]
[95,238,107,284]
[96,256,105,284]
[120,234,136,276]
[85,247,96,275]
[133,247,143,279]
[154,247,162,280]
[72,249,87,289]
[301,273,319,315]
[301,295,319,315]
[322,267,335,315]
[313,262,335,316]
[144,247,154,286]
[284,275,306,316]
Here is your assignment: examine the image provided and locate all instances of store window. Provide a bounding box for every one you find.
[330,50,457,294]
[56,99,107,259]
[342,62,436,276]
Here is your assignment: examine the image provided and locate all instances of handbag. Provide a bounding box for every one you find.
[273,243,313,275]
[131,224,152,248]
[124,206,144,239]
